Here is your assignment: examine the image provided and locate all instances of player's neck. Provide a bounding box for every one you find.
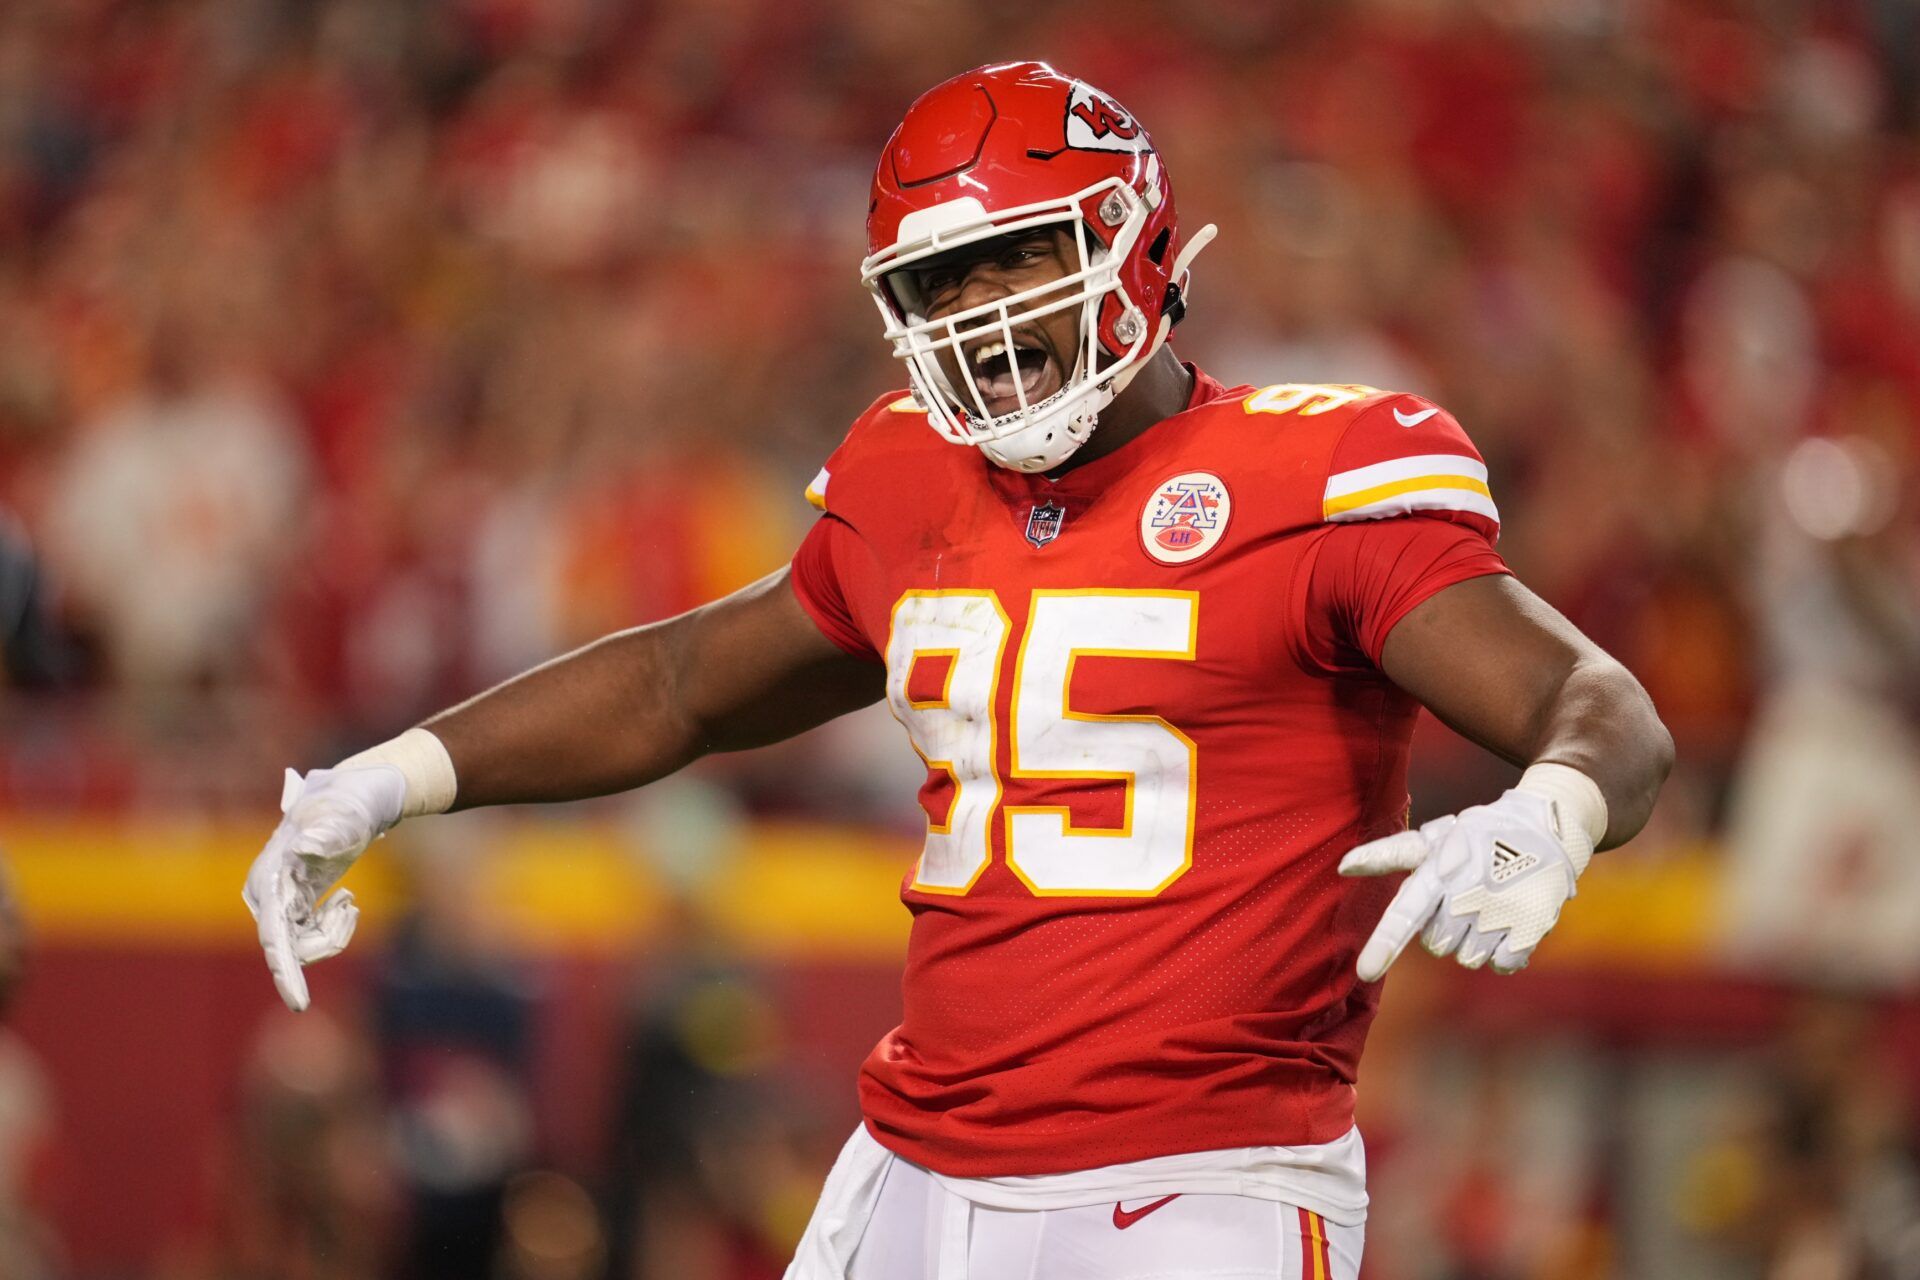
[1046,347,1193,478]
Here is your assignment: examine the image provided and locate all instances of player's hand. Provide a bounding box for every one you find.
[242,765,405,1011]
[1338,787,1595,981]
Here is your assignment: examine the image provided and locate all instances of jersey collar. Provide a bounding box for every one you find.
[985,362,1232,505]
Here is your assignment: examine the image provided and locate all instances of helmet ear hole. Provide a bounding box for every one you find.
[1147,227,1171,265]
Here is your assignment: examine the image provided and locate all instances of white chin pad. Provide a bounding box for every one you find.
[977,385,1111,472]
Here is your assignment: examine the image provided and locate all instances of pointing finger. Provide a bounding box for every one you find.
[246,825,311,1011]
[1355,864,1444,982]
[257,862,311,1012]
[1338,830,1429,878]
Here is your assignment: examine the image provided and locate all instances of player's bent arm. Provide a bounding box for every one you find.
[1339,573,1673,980]
[428,567,884,807]
[1377,573,1673,849]
[243,568,882,1010]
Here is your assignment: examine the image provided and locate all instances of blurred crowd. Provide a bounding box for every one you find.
[163,849,839,1280]
[0,0,1911,821]
[1,0,1919,1277]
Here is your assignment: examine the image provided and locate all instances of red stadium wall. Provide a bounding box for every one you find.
[12,945,900,1273]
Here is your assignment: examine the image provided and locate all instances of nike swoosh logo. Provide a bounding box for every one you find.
[1112,1195,1180,1229]
[1393,406,1440,428]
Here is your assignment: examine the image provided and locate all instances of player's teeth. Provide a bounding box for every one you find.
[973,341,1007,364]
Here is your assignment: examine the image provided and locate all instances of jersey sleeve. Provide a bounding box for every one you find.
[789,514,880,660]
[1296,394,1509,671]
[803,434,850,512]
[800,392,918,513]
[1320,394,1501,544]
[791,399,905,662]
[1300,518,1510,671]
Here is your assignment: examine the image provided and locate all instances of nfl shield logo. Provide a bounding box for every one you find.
[1025,500,1066,548]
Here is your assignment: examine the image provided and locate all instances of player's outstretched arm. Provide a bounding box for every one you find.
[244,568,882,1010]
[1340,573,1673,980]
[427,567,883,807]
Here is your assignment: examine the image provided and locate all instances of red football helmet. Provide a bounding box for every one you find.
[862,62,1216,472]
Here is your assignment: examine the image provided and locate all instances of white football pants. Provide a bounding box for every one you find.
[786,1127,1364,1280]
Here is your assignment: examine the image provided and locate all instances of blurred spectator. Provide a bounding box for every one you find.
[44,327,306,692]
[208,1009,399,1280]
[1680,998,1920,1280]
[375,844,537,1280]
[608,953,813,1280]
[0,504,75,689]
[498,1171,608,1280]
[606,778,830,1280]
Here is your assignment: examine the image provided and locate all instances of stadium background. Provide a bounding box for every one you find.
[0,0,1917,1276]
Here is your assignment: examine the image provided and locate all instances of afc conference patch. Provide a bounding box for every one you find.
[1025,500,1066,548]
[1140,471,1231,565]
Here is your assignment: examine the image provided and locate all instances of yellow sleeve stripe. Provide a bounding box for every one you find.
[1325,484,1500,524]
[1323,473,1492,517]
[1325,452,1486,495]
[804,465,830,510]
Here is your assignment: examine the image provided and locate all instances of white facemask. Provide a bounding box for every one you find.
[863,180,1215,473]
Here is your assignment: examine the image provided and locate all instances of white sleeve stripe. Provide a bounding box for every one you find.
[1326,488,1501,524]
[806,466,831,500]
[1324,452,1488,500]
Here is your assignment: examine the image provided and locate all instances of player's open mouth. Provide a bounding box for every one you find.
[968,337,1060,417]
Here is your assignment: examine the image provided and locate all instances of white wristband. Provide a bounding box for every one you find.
[1516,762,1608,875]
[337,727,458,819]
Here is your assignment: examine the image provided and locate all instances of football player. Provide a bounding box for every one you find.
[244,62,1671,1279]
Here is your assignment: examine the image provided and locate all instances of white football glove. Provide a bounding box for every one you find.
[242,765,405,1011]
[1340,766,1606,980]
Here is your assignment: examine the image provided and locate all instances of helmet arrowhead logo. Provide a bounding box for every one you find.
[1065,83,1148,154]
[1069,98,1139,141]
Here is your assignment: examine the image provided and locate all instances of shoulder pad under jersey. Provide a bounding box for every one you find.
[804,390,926,513]
[1233,382,1499,544]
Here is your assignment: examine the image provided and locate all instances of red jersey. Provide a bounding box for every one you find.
[789,369,1508,1177]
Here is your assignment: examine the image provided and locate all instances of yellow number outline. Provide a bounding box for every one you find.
[1244,383,1381,417]
[887,588,1201,899]
[903,648,960,710]
[884,590,1010,896]
[1002,589,1199,898]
